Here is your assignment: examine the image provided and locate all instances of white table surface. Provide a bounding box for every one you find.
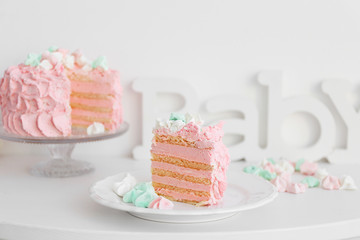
[0,155,360,240]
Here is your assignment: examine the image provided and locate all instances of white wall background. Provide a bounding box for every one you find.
[0,0,360,160]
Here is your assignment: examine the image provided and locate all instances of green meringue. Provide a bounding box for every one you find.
[92,56,108,71]
[301,176,320,188]
[24,53,42,66]
[48,46,58,52]
[295,158,305,172]
[123,182,158,208]
[259,169,276,181]
[243,165,261,175]
[169,112,186,122]
[267,158,275,165]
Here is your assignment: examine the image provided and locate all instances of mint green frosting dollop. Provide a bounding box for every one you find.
[24,53,42,66]
[48,46,58,52]
[259,169,277,181]
[301,176,320,188]
[123,182,158,208]
[295,158,305,171]
[243,165,261,175]
[92,56,108,70]
[169,112,185,122]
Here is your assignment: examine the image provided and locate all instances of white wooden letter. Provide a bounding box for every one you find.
[132,78,198,160]
[259,71,336,161]
[206,95,262,161]
[322,80,360,163]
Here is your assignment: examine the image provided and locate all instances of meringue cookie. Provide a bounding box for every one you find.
[322,176,341,190]
[87,122,105,135]
[274,159,295,175]
[286,183,307,194]
[243,165,261,175]
[39,60,53,70]
[112,173,137,197]
[259,158,275,168]
[340,175,357,190]
[295,158,305,172]
[271,176,288,192]
[259,169,277,181]
[301,176,320,188]
[63,55,75,69]
[123,182,158,208]
[263,162,275,173]
[279,172,292,183]
[148,196,174,210]
[300,161,318,176]
[315,168,329,181]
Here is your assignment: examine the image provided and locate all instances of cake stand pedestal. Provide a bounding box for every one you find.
[0,122,129,178]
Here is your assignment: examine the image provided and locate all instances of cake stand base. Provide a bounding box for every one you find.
[30,143,93,178]
[31,159,94,178]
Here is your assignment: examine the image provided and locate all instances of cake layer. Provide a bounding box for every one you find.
[71,109,115,119]
[152,175,211,192]
[152,182,210,197]
[158,192,209,206]
[151,168,211,185]
[70,102,112,113]
[70,96,117,108]
[152,153,213,171]
[71,91,112,100]
[72,118,117,130]
[71,81,115,95]
[154,134,200,148]
[151,160,212,179]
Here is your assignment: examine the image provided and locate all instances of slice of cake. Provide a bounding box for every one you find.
[151,113,230,206]
[0,47,123,137]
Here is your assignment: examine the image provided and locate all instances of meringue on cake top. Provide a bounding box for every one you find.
[0,47,122,137]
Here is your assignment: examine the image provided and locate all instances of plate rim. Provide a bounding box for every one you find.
[89,170,278,216]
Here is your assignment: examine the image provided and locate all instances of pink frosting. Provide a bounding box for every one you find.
[286,183,307,194]
[152,161,212,179]
[271,176,288,192]
[151,142,230,168]
[148,196,174,210]
[322,176,340,190]
[300,161,318,176]
[0,64,71,137]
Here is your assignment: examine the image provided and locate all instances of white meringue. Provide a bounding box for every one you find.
[112,173,137,197]
[63,55,75,69]
[315,168,329,181]
[274,159,295,174]
[39,60,53,70]
[87,122,105,135]
[340,175,357,190]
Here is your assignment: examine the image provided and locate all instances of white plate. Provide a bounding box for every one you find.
[89,169,278,223]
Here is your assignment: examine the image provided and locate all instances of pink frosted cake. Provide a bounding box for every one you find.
[0,47,122,137]
[151,113,230,206]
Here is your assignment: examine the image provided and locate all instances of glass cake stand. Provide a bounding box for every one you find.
[0,122,129,178]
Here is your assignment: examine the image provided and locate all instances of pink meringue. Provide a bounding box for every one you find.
[300,161,318,176]
[322,176,341,190]
[263,162,275,173]
[271,176,288,192]
[279,172,291,183]
[148,196,174,210]
[286,183,307,194]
